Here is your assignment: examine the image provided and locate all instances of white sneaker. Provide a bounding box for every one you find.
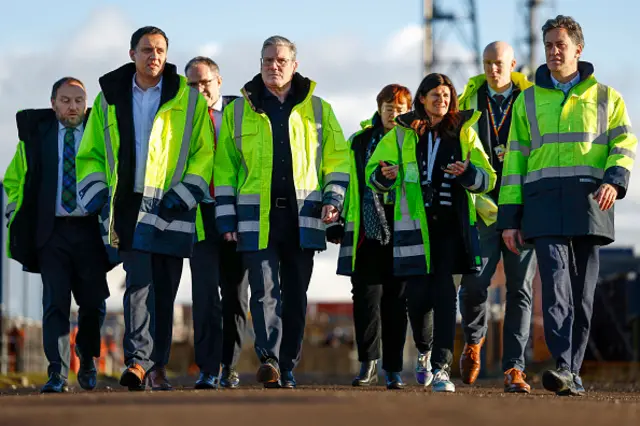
[432,367,455,393]
[415,351,434,387]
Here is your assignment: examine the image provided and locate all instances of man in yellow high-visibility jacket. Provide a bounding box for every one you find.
[76,26,213,391]
[214,36,349,389]
[457,42,536,393]
[498,15,637,396]
[3,78,111,393]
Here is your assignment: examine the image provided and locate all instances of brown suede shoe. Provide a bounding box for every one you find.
[120,363,146,391]
[504,368,531,393]
[460,337,484,385]
[149,367,173,391]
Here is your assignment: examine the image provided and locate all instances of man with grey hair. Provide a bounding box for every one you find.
[184,56,245,389]
[457,41,536,393]
[499,15,637,395]
[214,35,350,388]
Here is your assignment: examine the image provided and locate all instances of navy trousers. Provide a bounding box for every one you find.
[242,208,314,371]
[534,236,599,373]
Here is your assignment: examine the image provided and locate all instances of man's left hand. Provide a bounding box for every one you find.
[322,205,340,224]
[592,183,618,211]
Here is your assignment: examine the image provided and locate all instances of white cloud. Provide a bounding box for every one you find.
[383,24,423,61]
[198,42,221,59]
[67,6,133,60]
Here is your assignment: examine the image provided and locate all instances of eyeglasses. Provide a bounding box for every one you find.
[261,57,293,68]
[187,79,215,89]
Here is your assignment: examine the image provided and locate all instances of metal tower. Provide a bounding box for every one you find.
[517,0,556,79]
[422,0,482,87]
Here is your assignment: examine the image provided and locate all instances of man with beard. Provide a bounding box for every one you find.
[4,77,111,393]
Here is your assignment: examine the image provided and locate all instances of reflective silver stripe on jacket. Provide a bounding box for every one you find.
[524,85,609,151]
[233,99,249,178]
[100,94,116,175]
[522,85,610,184]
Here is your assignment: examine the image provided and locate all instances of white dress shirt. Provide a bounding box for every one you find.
[132,74,163,193]
[210,96,223,140]
[56,122,87,217]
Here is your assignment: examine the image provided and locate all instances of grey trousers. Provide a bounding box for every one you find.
[121,250,183,372]
[459,221,536,371]
[534,236,599,373]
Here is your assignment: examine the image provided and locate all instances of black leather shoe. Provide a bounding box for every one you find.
[220,366,240,389]
[280,370,296,389]
[149,367,173,391]
[41,372,69,393]
[385,372,406,390]
[195,372,218,390]
[76,347,97,391]
[352,360,378,386]
[257,358,280,385]
[542,368,579,396]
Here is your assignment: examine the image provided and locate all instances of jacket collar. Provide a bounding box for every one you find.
[241,72,315,113]
[460,72,533,105]
[534,61,595,90]
[395,109,476,134]
[16,108,92,144]
[99,62,181,106]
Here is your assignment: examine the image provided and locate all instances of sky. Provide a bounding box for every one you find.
[1,0,639,316]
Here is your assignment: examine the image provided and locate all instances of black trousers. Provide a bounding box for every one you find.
[38,217,109,378]
[190,234,246,373]
[351,238,407,373]
[406,212,461,372]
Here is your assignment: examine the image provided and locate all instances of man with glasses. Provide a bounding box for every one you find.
[184,57,245,389]
[214,35,350,388]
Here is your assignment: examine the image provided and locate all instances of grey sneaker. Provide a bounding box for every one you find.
[432,366,455,393]
[415,351,434,387]
[573,373,586,395]
[542,368,578,396]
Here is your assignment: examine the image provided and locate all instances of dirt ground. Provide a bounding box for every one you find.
[0,376,639,426]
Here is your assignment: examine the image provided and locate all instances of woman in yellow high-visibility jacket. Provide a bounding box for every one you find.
[366,73,496,393]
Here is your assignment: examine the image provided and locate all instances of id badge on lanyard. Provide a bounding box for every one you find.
[423,132,440,207]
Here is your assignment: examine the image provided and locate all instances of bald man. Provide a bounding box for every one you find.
[457,41,537,393]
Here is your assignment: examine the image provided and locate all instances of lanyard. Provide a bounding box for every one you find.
[486,95,513,138]
[426,132,441,184]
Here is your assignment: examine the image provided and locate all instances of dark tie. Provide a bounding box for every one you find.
[61,127,77,213]
[493,94,506,119]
